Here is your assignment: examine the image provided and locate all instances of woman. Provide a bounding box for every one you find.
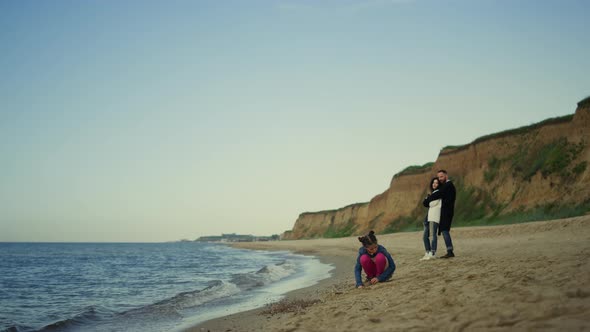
[354,230,396,288]
[420,177,441,260]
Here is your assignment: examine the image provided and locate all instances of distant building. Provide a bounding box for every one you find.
[195,233,280,242]
[195,235,223,242]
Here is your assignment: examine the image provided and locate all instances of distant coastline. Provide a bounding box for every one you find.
[189,233,280,243]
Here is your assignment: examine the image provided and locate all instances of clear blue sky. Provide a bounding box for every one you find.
[1,0,589,242]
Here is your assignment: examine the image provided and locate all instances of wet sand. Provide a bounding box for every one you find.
[187,215,590,331]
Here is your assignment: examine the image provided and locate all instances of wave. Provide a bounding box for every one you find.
[5,261,300,332]
[1,325,31,332]
[1,306,112,332]
[16,281,236,332]
[230,260,297,290]
[32,306,113,332]
[123,279,240,315]
[2,305,123,332]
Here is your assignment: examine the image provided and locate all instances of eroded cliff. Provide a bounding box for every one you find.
[283,98,590,239]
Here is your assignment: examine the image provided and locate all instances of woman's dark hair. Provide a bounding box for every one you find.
[430,177,440,192]
[358,230,378,247]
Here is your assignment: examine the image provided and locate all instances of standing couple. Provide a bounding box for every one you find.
[420,169,456,260]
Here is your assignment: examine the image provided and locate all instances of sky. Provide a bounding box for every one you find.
[1,0,589,242]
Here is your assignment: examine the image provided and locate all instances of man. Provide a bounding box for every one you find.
[423,169,456,258]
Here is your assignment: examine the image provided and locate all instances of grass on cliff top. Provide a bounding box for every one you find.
[578,95,590,108]
[300,202,369,216]
[394,162,435,178]
[441,114,574,153]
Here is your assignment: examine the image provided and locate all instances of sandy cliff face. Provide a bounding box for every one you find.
[283,100,590,240]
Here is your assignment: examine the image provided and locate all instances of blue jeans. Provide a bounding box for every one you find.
[422,221,438,253]
[441,230,454,251]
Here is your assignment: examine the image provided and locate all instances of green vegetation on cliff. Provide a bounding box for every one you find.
[458,200,590,227]
[483,138,586,183]
[377,137,589,235]
[381,215,423,234]
[394,162,434,178]
[578,95,590,108]
[441,114,574,154]
[323,219,357,238]
[290,102,589,239]
[516,138,584,180]
[378,183,590,235]
[299,202,368,216]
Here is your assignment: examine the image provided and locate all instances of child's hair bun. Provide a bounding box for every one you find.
[358,230,377,246]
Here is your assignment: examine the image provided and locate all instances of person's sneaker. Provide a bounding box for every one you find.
[429,252,437,259]
[419,252,431,261]
[440,251,455,259]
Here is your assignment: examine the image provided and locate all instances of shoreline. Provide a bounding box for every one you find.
[186,216,590,331]
[185,252,353,332]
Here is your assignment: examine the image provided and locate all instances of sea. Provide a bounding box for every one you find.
[0,242,333,332]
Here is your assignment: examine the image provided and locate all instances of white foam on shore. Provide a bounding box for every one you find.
[262,255,334,296]
[174,253,334,331]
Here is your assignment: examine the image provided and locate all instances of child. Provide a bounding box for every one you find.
[420,177,441,260]
[354,230,396,288]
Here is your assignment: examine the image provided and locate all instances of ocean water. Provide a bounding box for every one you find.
[0,242,333,332]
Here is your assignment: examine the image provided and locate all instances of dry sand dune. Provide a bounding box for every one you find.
[190,216,590,331]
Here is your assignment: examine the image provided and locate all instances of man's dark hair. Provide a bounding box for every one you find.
[437,169,448,174]
[358,230,378,247]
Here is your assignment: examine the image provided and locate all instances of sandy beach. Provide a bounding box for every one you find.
[188,216,590,331]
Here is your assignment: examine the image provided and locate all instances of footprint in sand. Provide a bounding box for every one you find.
[566,289,590,298]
